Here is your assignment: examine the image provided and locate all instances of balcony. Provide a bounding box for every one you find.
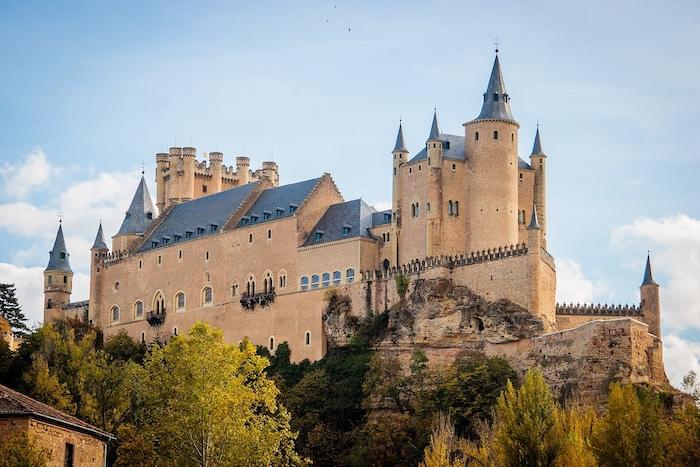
[240,288,275,310]
[146,310,166,327]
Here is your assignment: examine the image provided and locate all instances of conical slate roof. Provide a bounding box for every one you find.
[45,224,72,272]
[117,176,156,235]
[428,110,441,140]
[474,54,516,123]
[641,254,659,286]
[531,126,545,156]
[528,204,541,230]
[91,222,108,250]
[393,122,408,152]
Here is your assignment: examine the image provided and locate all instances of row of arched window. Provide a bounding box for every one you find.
[300,269,354,291]
[110,287,214,323]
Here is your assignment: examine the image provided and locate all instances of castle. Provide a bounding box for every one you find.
[42,52,668,393]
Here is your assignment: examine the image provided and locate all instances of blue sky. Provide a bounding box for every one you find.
[0,1,699,383]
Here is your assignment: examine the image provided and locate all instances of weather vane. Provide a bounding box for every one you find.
[493,36,501,53]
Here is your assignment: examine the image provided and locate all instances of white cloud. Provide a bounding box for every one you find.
[1,148,54,199]
[611,214,700,333]
[555,257,612,304]
[663,334,700,388]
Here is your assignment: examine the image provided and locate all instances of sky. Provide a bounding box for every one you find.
[0,0,698,385]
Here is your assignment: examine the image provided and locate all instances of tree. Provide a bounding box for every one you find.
[103,329,146,363]
[420,413,464,467]
[0,431,47,467]
[0,283,28,336]
[118,322,305,466]
[592,384,640,466]
[363,353,412,413]
[681,370,700,403]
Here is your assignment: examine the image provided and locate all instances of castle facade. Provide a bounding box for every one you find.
[43,54,667,388]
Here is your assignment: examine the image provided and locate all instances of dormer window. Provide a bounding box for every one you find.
[289,204,298,214]
[185,230,193,239]
[341,225,352,236]
[161,236,170,244]
[210,223,218,232]
[263,211,272,220]
[314,230,324,241]
[60,252,66,259]
[250,214,259,223]
[384,213,391,223]
[146,212,153,220]
[241,217,249,225]
[196,227,206,235]
[493,93,499,101]
[151,241,158,248]
[173,234,182,242]
[444,141,450,150]
[276,207,284,217]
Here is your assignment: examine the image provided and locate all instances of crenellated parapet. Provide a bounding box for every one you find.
[103,250,130,266]
[556,302,642,317]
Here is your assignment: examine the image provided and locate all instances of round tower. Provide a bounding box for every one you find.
[155,152,169,212]
[391,121,409,265]
[44,223,73,324]
[261,161,279,186]
[209,151,223,194]
[181,146,196,201]
[640,254,661,337]
[167,147,182,205]
[236,156,250,184]
[529,126,547,245]
[88,222,108,326]
[425,111,444,256]
[464,52,519,252]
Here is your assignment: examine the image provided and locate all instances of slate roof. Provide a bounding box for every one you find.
[91,223,108,250]
[117,176,156,236]
[139,182,259,252]
[531,127,545,156]
[642,254,658,286]
[473,54,517,124]
[235,177,321,228]
[428,111,440,140]
[0,383,113,441]
[528,204,541,230]
[372,209,392,227]
[45,224,72,272]
[393,123,408,153]
[302,199,376,247]
[407,133,531,169]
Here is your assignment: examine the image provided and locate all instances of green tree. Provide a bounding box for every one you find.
[363,352,412,413]
[0,431,47,467]
[118,322,304,466]
[665,405,700,465]
[103,329,146,363]
[681,370,700,403]
[592,384,640,466]
[0,283,28,336]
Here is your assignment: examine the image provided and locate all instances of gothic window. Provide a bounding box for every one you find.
[278,271,287,289]
[311,275,320,289]
[231,283,239,297]
[246,277,256,297]
[300,276,309,291]
[202,286,213,306]
[134,301,144,319]
[176,292,185,310]
[263,272,273,294]
[346,268,355,283]
[111,306,120,323]
[154,292,165,315]
[332,270,341,286]
[493,130,499,140]
[321,272,330,288]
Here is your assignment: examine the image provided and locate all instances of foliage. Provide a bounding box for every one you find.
[0,283,28,336]
[103,329,146,363]
[681,370,700,403]
[395,274,411,301]
[420,413,464,467]
[0,431,47,467]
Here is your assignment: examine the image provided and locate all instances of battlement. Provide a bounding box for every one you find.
[556,302,642,316]
[103,250,130,266]
[362,242,530,281]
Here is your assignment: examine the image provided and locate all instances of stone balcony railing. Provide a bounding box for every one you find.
[146,310,166,327]
[240,289,275,310]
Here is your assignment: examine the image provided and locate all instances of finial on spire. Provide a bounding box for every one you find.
[493,36,500,54]
[641,252,658,286]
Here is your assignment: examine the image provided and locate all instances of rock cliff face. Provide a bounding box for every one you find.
[324,278,674,405]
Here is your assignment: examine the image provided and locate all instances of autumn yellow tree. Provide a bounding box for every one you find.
[0,431,47,467]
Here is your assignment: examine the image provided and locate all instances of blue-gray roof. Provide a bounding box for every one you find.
[393,123,408,153]
[139,182,259,252]
[473,54,517,124]
[302,199,375,247]
[641,254,658,286]
[531,127,545,156]
[528,204,541,230]
[236,177,321,228]
[45,224,72,272]
[117,177,156,235]
[407,133,531,169]
[428,111,440,140]
[91,223,108,250]
[372,209,392,227]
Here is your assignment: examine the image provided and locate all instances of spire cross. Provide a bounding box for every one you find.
[141,161,145,175]
[493,37,501,53]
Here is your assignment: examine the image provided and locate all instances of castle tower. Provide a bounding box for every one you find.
[88,222,109,326]
[425,111,444,256]
[260,161,280,186]
[640,254,661,337]
[464,52,519,252]
[209,152,224,193]
[391,121,408,265]
[526,204,554,329]
[181,146,196,202]
[112,175,156,252]
[530,126,547,245]
[155,152,169,212]
[43,223,73,324]
[236,156,251,184]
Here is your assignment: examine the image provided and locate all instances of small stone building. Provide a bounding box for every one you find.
[0,384,113,467]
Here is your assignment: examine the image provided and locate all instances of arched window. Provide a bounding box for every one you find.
[111,306,120,323]
[263,271,273,294]
[511,132,514,142]
[134,301,144,319]
[46,299,53,309]
[231,283,239,297]
[346,268,355,283]
[278,271,287,289]
[493,130,499,140]
[172,327,178,336]
[454,201,459,216]
[305,332,311,346]
[269,336,275,351]
[332,271,341,286]
[321,273,330,288]
[300,276,309,291]
[176,292,185,310]
[448,200,454,215]
[154,292,165,315]
[311,274,320,289]
[202,286,213,306]
[245,277,255,297]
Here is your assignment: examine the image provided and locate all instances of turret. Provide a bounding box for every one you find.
[464,51,519,252]
[261,161,280,186]
[236,156,251,184]
[526,204,553,329]
[391,121,408,264]
[209,151,223,193]
[425,111,444,255]
[181,146,196,202]
[44,223,73,323]
[640,254,661,337]
[530,126,547,245]
[112,176,156,252]
[88,222,108,325]
[167,147,182,206]
[426,110,443,166]
[155,153,169,212]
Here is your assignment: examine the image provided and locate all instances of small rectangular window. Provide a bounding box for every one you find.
[268,229,272,239]
[65,443,75,467]
[203,185,208,193]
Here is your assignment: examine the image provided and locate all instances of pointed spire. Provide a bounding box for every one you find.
[428,109,441,141]
[116,176,156,236]
[45,224,72,272]
[392,121,408,153]
[528,204,541,230]
[91,222,108,250]
[531,125,546,156]
[641,253,659,286]
[474,53,516,123]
